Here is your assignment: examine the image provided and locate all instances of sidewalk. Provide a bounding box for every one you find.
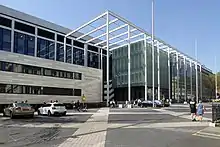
[58,107,109,147]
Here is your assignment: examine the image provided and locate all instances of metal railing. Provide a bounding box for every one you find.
[212,103,220,123]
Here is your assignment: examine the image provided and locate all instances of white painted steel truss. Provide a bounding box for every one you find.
[64,10,204,104]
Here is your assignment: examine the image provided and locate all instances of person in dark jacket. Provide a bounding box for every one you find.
[189,100,197,121]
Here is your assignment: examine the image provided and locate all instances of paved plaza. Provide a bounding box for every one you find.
[0,104,220,147]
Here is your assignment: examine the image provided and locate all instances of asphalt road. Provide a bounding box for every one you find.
[0,104,219,147]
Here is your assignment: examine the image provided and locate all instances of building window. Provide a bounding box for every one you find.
[0,60,78,80]
[66,46,72,63]
[74,89,82,96]
[73,48,84,66]
[74,72,82,80]
[87,51,99,68]
[37,28,54,40]
[14,32,35,56]
[0,28,11,52]
[0,16,12,28]
[12,85,23,94]
[37,38,55,60]
[14,21,35,34]
[0,84,12,93]
[57,34,64,42]
[1,62,13,72]
[56,43,64,62]
[42,87,73,96]
[73,40,84,48]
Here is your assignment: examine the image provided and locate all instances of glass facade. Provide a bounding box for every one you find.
[87,51,99,68]
[73,47,84,66]
[14,32,35,56]
[0,28,11,52]
[112,40,214,102]
[37,38,55,60]
[56,43,64,62]
[0,15,102,69]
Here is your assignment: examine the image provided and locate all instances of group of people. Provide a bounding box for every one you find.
[189,99,205,121]
[72,94,87,112]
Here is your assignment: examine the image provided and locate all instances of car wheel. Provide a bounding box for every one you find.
[37,110,41,115]
[10,112,14,119]
[63,112,66,116]
[47,111,52,116]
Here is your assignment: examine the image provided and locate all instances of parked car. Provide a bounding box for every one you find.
[141,100,163,107]
[38,103,67,116]
[3,102,35,118]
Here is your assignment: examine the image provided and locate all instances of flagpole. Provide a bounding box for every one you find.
[215,56,218,99]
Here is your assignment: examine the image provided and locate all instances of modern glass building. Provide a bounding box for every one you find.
[0,5,214,109]
[112,40,213,102]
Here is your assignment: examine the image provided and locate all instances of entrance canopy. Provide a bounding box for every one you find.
[64,10,201,66]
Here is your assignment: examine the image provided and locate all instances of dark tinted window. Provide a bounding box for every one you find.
[37,38,55,60]
[74,72,82,80]
[54,104,65,107]
[73,40,84,48]
[37,28,54,40]
[14,21,35,34]
[0,16,11,28]
[102,49,107,55]
[0,84,12,93]
[88,51,99,68]
[14,32,35,56]
[66,38,71,45]
[0,61,76,80]
[88,45,98,52]
[43,104,51,107]
[57,34,64,42]
[56,43,64,62]
[1,62,13,72]
[43,87,73,96]
[66,46,72,63]
[74,89,82,96]
[73,48,84,66]
[12,85,23,94]
[0,28,11,52]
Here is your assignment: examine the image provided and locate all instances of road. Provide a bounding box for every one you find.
[0,104,219,147]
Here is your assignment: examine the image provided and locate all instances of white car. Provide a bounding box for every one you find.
[37,103,67,116]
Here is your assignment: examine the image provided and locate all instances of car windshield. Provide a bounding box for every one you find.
[15,103,31,107]
[54,104,65,107]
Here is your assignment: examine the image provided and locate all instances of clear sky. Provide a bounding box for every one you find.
[1,0,219,72]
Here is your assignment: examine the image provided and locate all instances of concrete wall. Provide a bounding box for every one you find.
[0,50,102,104]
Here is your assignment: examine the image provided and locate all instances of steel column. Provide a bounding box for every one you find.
[144,34,148,101]
[196,63,198,103]
[168,48,171,102]
[128,25,131,102]
[157,42,160,100]
[152,0,155,107]
[176,52,179,102]
[190,61,193,100]
[184,57,187,102]
[101,48,103,101]
[106,12,110,106]
[11,20,14,53]
[200,65,202,100]
[195,40,198,103]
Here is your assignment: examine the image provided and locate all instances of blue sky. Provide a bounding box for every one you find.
[1,0,219,71]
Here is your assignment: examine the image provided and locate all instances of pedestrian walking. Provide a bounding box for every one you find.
[189,100,197,121]
[196,100,205,121]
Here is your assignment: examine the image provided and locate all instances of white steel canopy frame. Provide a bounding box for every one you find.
[64,10,203,105]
